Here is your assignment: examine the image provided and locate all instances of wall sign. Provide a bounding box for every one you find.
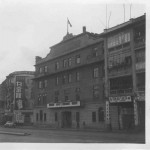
[109,96,131,103]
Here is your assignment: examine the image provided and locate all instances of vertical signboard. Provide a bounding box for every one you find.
[15,76,25,110]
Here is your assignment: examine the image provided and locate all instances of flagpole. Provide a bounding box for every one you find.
[67,18,69,34]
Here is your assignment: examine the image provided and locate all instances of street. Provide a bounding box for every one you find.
[0,126,145,143]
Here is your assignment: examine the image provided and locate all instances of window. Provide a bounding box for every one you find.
[63,59,68,68]
[68,58,72,66]
[44,113,46,121]
[38,81,42,89]
[43,94,47,105]
[76,72,80,81]
[55,96,59,103]
[76,55,80,64]
[65,95,69,102]
[93,85,99,98]
[36,113,38,121]
[68,74,72,83]
[93,47,98,57]
[92,112,96,122]
[39,68,42,73]
[55,112,58,121]
[76,94,80,101]
[55,62,59,70]
[44,66,48,73]
[62,75,67,84]
[98,107,104,122]
[93,67,99,78]
[40,110,43,121]
[37,95,41,106]
[75,87,80,93]
[44,80,48,88]
[55,77,59,85]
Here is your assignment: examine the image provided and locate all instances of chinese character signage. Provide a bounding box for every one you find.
[15,76,26,110]
[109,96,131,103]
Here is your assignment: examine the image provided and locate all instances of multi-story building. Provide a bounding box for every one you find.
[33,27,106,129]
[103,14,145,130]
[0,84,5,124]
[1,71,34,125]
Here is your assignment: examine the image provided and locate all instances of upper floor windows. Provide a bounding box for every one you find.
[62,75,67,84]
[93,85,99,99]
[93,67,99,78]
[38,81,42,89]
[55,77,59,85]
[68,74,72,83]
[76,55,80,64]
[55,62,59,70]
[108,54,132,71]
[107,31,130,50]
[44,80,48,88]
[44,66,48,73]
[68,58,72,66]
[135,50,145,63]
[39,68,42,73]
[63,59,68,68]
[93,47,98,57]
[76,72,80,81]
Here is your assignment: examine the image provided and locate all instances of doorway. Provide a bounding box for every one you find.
[61,111,72,128]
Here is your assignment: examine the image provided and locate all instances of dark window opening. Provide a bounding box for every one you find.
[92,112,96,122]
[98,107,104,122]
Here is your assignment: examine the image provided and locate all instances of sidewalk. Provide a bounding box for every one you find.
[16,125,145,134]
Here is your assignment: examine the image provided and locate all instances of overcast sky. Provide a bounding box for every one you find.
[0,0,146,83]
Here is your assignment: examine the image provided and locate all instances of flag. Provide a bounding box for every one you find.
[67,18,72,27]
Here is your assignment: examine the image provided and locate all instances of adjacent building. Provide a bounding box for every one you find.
[1,71,34,125]
[33,27,106,129]
[103,14,145,130]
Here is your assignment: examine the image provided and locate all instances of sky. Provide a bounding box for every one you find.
[0,0,146,83]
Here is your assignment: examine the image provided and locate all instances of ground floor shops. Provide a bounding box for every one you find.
[33,102,106,130]
[13,110,33,125]
[108,95,145,131]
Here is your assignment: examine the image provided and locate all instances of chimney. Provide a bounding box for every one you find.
[35,56,42,63]
[83,26,86,33]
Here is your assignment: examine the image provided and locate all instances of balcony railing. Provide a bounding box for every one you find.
[47,101,81,108]
[110,88,132,95]
[134,37,145,48]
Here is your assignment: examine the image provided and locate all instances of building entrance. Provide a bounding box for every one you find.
[61,111,72,128]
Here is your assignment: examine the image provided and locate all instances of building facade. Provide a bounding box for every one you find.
[1,71,34,125]
[103,14,145,130]
[0,84,5,124]
[33,27,106,129]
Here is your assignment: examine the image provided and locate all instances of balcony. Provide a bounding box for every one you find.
[134,37,145,49]
[86,54,104,64]
[47,101,81,108]
[110,88,132,96]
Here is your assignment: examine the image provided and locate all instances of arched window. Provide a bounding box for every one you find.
[98,107,104,122]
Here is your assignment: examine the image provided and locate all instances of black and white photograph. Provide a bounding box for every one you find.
[0,0,148,149]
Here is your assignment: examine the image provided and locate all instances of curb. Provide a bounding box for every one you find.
[0,131,30,136]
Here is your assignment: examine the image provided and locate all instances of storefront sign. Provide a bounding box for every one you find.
[136,62,145,70]
[106,101,110,123]
[15,76,26,110]
[109,96,131,103]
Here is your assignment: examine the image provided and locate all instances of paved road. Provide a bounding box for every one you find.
[0,127,145,143]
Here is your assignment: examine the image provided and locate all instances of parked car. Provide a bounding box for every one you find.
[4,121,16,128]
